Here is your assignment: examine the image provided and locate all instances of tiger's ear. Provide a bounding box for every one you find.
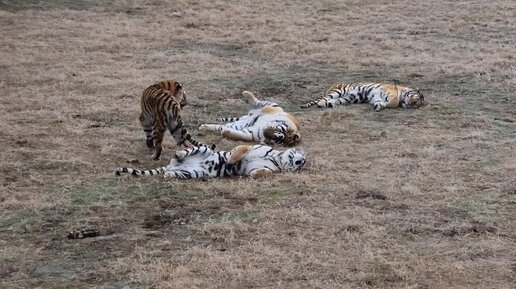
[176,82,182,90]
[416,87,420,94]
[292,133,301,144]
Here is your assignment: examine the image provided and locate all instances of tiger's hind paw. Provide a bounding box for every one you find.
[175,150,188,159]
[242,91,258,104]
[146,139,155,149]
[164,172,175,180]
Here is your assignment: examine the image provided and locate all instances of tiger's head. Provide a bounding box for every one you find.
[173,81,188,108]
[279,148,306,171]
[402,89,425,109]
[263,126,301,147]
[163,80,188,108]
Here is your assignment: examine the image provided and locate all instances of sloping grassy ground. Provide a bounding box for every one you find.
[0,0,515,288]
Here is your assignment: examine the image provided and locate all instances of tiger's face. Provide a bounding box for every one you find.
[280,148,306,171]
[404,89,425,109]
[177,90,187,108]
[171,81,187,108]
[263,126,301,147]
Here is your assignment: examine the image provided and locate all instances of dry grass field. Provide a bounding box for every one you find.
[1,0,515,288]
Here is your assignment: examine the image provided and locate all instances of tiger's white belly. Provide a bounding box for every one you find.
[167,152,229,178]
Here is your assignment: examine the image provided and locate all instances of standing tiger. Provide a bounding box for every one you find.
[199,91,302,146]
[301,83,425,111]
[115,144,306,179]
[139,80,207,160]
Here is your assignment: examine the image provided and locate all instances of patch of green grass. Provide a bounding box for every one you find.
[54,179,181,206]
[455,195,516,220]
[215,211,259,223]
[0,0,129,11]
[261,182,300,201]
[0,209,43,234]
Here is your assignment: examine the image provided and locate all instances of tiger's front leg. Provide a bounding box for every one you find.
[374,91,399,111]
[221,128,257,142]
[199,124,224,133]
[249,168,273,179]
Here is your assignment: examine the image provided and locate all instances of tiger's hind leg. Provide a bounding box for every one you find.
[140,113,154,149]
[242,91,258,104]
[242,91,277,108]
[227,145,253,164]
[151,120,166,160]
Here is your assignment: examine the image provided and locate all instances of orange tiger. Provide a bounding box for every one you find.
[301,83,425,111]
[139,80,207,160]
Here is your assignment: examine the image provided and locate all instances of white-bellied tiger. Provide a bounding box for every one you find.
[139,80,209,160]
[199,91,301,146]
[115,144,306,179]
[301,83,425,111]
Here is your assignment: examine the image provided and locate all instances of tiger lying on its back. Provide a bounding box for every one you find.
[301,83,425,111]
[115,144,306,179]
[139,80,208,160]
[199,91,302,146]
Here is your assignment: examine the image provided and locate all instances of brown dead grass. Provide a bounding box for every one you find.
[1,0,515,288]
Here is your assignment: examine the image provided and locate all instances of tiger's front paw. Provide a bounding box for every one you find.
[199,124,209,131]
[374,103,386,112]
[221,128,231,138]
[250,168,273,179]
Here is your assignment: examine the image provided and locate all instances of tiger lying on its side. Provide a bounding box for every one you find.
[199,91,301,147]
[115,144,306,179]
[301,83,425,111]
[139,80,209,161]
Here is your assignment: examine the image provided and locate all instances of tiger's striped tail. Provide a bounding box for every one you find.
[300,100,321,109]
[115,166,166,176]
[180,128,216,150]
[217,117,240,122]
